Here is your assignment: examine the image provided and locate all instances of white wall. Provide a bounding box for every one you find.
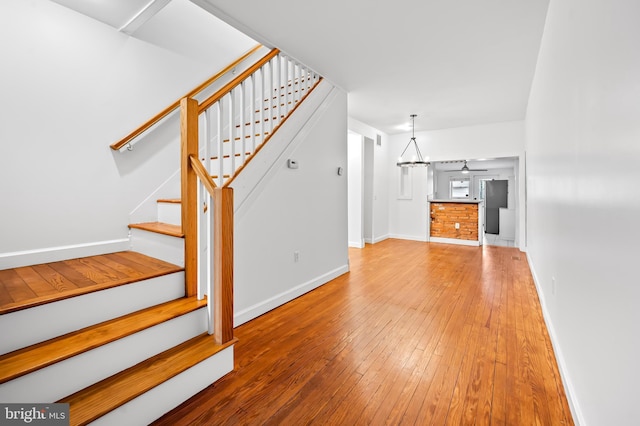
[234,90,349,324]
[348,118,390,243]
[0,0,255,259]
[525,1,640,424]
[388,121,525,245]
[347,133,364,247]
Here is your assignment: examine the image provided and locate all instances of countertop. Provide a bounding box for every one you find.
[428,199,483,204]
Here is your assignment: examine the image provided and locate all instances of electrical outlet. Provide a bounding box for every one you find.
[551,276,556,295]
[455,223,460,229]
[294,251,299,262]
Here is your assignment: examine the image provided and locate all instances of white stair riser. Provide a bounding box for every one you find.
[157,202,181,226]
[130,228,184,267]
[0,272,184,355]
[91,346,234,426]
[0,308,208,403]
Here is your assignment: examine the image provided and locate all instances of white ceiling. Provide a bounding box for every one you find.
[195,0,550,134]
[50,0,166,30]
[51,0,549,135]
[49,0,257,65]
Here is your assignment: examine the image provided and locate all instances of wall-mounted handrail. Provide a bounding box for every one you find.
[110,44,263,151]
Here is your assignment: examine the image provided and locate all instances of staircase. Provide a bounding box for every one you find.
[0,251,234,425]
[0,48,323,425]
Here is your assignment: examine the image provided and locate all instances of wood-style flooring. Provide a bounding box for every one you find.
[0,251,182,314]
[154,239,573,425]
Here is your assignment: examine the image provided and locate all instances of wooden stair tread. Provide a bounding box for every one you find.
[128,222,183,238]
[210,152,252,160]
[0,297,206,384]
[0,252,182,315]
[256,102,295,113]
[59,333,237,426]
[234,118,275,128]
[222,134,264,143]
[156,198,181,204]
[264,89,303,102]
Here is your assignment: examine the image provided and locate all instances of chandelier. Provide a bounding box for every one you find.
[397,114,429,167]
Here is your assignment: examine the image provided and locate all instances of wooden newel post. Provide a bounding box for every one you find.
[180,97,198,297]
[214,187,234,344]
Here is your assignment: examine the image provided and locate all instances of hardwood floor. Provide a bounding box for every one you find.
[154,239,573,425]
[0,252,182,314]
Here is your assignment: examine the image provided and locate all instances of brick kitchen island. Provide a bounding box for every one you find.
[428,199,484,246]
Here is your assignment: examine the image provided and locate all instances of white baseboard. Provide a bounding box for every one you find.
[526,252,584,426]
[389,233,428,242]
[429,236,480,247]
[350,234,388,247]
[234,264,349,326]
[372,234,390,244]
[0,238,130,269]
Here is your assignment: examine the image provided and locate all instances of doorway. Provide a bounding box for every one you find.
[431,158,520,248]
[347,133,375,248]
[363,137,374,244]
[347,133,363,248]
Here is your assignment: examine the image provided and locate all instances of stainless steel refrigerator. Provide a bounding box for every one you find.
[485,180,508,234]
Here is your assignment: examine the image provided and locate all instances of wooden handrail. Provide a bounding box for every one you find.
[110,44,263,151]
[189,155,217,194]
[198,48,280,113]
[179,50,320,345]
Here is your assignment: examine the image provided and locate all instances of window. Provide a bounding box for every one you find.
[479,179,489,200]
[398,167,412,199]
[450,178,470,199]
[477,176,499,201]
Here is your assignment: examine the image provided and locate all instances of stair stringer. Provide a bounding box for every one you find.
[230,79,336,214]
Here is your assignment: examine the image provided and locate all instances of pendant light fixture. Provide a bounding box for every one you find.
[397,114,429,167]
